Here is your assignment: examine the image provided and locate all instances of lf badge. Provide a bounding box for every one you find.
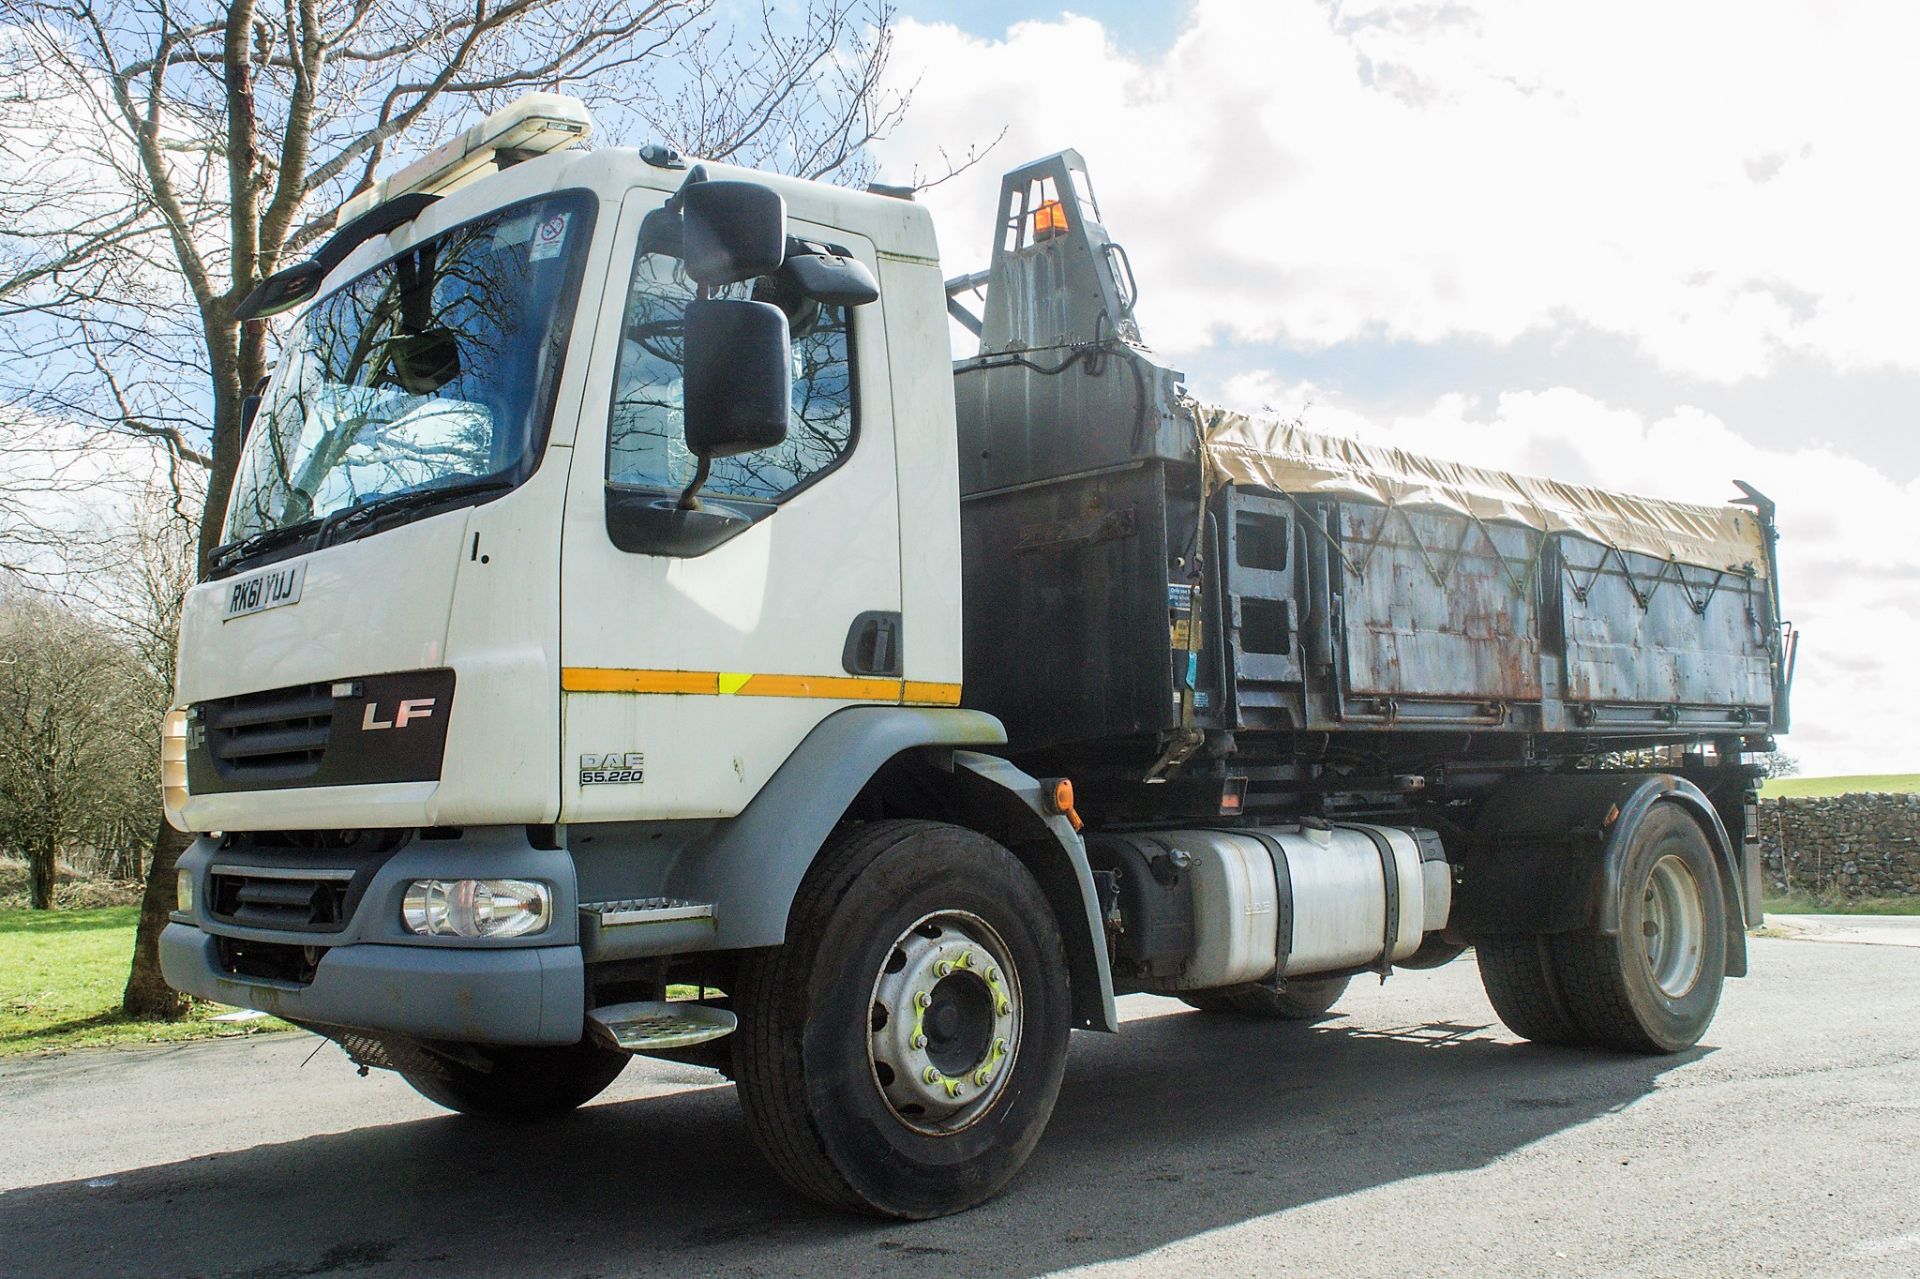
[362,698,437,730]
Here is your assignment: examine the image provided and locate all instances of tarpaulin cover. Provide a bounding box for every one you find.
[1197,406,1769,579]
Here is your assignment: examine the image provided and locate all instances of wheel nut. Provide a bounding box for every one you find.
[911,1033,926,1049]
[916,991,931,1009]
[923,1066,940,1084]
[935,961,952,977]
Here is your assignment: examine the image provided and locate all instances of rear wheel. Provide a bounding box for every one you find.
[400,1039,630,1118]
[1180,974,1350,1020]
[733,820,1071,1219]
[1476,935,1587,1046]
[1550,804,1726,1053]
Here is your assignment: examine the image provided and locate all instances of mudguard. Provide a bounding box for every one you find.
[572,705,1120,1028]
[947,751,1120,1032]
[1452,773,1749,978]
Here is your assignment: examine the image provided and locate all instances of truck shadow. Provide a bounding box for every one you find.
[0,1008,1700,1278]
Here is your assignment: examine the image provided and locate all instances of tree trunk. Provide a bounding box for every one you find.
[195,329,245,577]
[123,813,193,1019]
[27,832,55,910]
[132,309,239,1004]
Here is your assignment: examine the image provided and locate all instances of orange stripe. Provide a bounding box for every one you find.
[562,668,719,694]
[562,668,964,706]
[902,681,963,706]
[738,673,902,700]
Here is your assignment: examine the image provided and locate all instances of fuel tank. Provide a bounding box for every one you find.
[1087,822,1452,992]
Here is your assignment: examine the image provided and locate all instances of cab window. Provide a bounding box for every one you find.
[607,251,857,501]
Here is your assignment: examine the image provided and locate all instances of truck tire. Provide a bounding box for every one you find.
[732,819,1072,1219]
[1179,975,1350,1020]
[400,1040,630,1118]
[1548,804,1727,1053]
[1476,935,1587,1046]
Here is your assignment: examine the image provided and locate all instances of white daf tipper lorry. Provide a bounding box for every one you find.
[162,95,1791,1218]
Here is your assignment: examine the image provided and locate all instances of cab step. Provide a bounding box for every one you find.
[583,898,715,926]
[579,899,719,963]
[587,1000,737,1053]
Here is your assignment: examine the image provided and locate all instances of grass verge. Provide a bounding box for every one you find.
[1763,894,1920,916]
[1760,773,1920,799]
[1,906,292,1057]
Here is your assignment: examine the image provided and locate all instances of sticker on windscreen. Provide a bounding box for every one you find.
[529,212,571,261]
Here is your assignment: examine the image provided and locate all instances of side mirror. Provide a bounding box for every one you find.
[681,181,786,287]
[683,297,790,460]
[785,248,879,307]
[240,393,263,441]
[238,373,272,442]
[386,329,463,396]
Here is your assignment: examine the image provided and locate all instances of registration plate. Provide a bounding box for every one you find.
[223,563,305,620]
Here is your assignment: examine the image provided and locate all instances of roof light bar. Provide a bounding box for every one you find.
[334,93,594,226]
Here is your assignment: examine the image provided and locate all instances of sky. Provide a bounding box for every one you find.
[873,0,1920,778]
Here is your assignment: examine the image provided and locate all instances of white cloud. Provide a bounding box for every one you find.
[876,0,1920,382]
[1215,373,1920,776]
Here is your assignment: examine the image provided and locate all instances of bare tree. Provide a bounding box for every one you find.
[0,591,156,908]
[1,0,907,569]
[80,480,202,1012]
[0,0,913,1014]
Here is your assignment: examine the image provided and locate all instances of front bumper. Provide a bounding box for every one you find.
[163,827,586,1045]
[161,924,584,1044]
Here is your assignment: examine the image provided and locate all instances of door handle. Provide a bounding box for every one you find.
[843,611,903,677]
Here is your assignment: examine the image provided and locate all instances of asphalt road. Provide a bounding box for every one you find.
[3,933,1918,1279]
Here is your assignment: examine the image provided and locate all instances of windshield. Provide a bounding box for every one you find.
[222,191,595,548]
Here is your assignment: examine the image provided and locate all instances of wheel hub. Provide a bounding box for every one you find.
[868,911,1021,1134]
[1640,853,1706,998]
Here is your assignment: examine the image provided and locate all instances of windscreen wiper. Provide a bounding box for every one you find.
[210,516,326,574]
[319,478,514,548]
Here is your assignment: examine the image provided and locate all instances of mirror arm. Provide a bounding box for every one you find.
[676,456,712,511]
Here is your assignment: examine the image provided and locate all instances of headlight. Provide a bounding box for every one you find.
[402,879,552,939]
[176,867,194,914]
[161,709,190,831]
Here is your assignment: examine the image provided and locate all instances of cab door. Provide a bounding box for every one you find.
[557,189,902,820]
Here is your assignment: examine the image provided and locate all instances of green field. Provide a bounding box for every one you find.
[0,907,290,1056]
[1760,773,1920,798]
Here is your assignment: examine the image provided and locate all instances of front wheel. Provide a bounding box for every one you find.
[400,1039,630,1118]
[733,820,1072,1218]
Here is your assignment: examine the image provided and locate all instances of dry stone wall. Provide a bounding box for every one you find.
[1758,793,1920,900]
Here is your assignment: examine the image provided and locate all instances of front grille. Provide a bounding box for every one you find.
[209,868,352,932]
[187,669,455,795]
[216,936,327,985]
[200,682,334,783]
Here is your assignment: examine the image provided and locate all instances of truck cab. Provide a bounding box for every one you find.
[176,113,964,839]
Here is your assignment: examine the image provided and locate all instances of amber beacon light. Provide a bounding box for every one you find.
[1032,198,1069,240]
